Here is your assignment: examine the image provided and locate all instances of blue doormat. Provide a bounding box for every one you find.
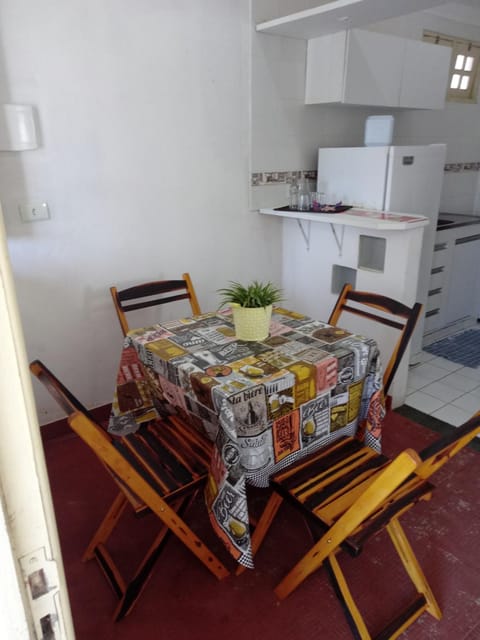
[424,329,480,368]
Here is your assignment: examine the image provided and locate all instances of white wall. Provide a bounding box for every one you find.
[0,0,283,422]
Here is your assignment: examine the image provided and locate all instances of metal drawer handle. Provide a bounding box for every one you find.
[455,234,480,245]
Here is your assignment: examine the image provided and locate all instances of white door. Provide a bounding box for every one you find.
[317,146,389,210]
[385,145,446,217]
[0,209,74,639]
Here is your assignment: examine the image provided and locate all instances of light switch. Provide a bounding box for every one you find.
[19,201,50,223]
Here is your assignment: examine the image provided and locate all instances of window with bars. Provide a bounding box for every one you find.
[424,30,480,103]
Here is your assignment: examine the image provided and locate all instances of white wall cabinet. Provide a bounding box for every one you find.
[400,39,451,109]
[305,29,451,109]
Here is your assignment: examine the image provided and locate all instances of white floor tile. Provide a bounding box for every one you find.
[438,372,480,393]
[465,386,480,399]
[410,351,436,366]
[410,362,450,383]
[407,371,435,391]
[451,392,480,415]
[431,404,472,427]
[405,391,446,414]
[420,380,465,403]
[455,366,480,381]
[427,357,464,372]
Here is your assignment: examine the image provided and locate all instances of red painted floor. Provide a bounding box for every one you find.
[43,411,480,639]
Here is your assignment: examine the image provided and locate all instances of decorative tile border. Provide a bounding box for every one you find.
[444,162,480,172]
[251,170,317,187]
[251,163,480,187]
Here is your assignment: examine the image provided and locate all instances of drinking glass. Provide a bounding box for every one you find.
[298,192,311,211]
[311,192,326,211]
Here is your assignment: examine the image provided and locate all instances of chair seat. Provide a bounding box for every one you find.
[113,415,213,502]
[270,436,434,556]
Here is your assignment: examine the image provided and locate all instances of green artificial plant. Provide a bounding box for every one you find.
[218,280,283,309]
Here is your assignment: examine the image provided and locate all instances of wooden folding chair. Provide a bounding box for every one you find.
[30,360,229,621]
[328,284,422,398]
[110,272,201,336]
[243,411,480,639]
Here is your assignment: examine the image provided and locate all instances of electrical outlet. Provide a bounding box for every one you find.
[19,201,50,222]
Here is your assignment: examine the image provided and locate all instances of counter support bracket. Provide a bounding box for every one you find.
[330,223,345,256]
[296,219,311,251]
[296,219,345,254]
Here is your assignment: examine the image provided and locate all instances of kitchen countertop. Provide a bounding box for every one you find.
[259,206,429,231]
[437,213,480,230]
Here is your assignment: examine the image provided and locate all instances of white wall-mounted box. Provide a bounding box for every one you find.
[364,115,394,147]
[0,104,38,151]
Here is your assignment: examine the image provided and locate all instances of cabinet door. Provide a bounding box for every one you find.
[400,40,451,109]
[305,32,347,104]
[444,232,480,324]
[343,30,403,106]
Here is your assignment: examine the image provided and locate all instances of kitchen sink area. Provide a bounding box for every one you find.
[437,213,480,229]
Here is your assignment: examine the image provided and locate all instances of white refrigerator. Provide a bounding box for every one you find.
[317,144,447,355]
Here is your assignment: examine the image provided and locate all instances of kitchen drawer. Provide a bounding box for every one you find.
[427,290,443,312]
[431,243,448,268]
[429,266,445,290]
[424,308,441,332]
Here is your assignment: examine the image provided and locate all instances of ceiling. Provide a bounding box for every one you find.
[256,0,480,38]
[427,1,480,25]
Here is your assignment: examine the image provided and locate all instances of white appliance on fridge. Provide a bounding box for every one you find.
[317,144,447,356]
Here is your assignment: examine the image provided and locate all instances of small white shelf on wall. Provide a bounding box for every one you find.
[256,0,450,39]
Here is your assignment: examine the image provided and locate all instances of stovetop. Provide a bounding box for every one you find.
[437,212,480,230]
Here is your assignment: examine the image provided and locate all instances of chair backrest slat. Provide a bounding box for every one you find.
[346,289,413,318]
[110,272,201,336]
[340,304,405,331]
[118,280,188,302]
[121,293,191,313]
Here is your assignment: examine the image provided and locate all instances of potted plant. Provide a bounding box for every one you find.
[217,280,283,341]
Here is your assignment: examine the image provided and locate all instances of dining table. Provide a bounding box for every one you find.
[108,306,385,568]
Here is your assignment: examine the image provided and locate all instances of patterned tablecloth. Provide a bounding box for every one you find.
[109,307,385,568]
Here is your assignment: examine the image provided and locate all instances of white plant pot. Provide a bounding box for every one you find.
[231,304,273,341]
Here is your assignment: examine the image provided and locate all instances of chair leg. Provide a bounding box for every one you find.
[274,531,332,600]
[326,552,372,640]
[147,495,230,580]
[236,492,284,576]
[113,496,192,621]
[386,518,442,621]
[82,491,128,562]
